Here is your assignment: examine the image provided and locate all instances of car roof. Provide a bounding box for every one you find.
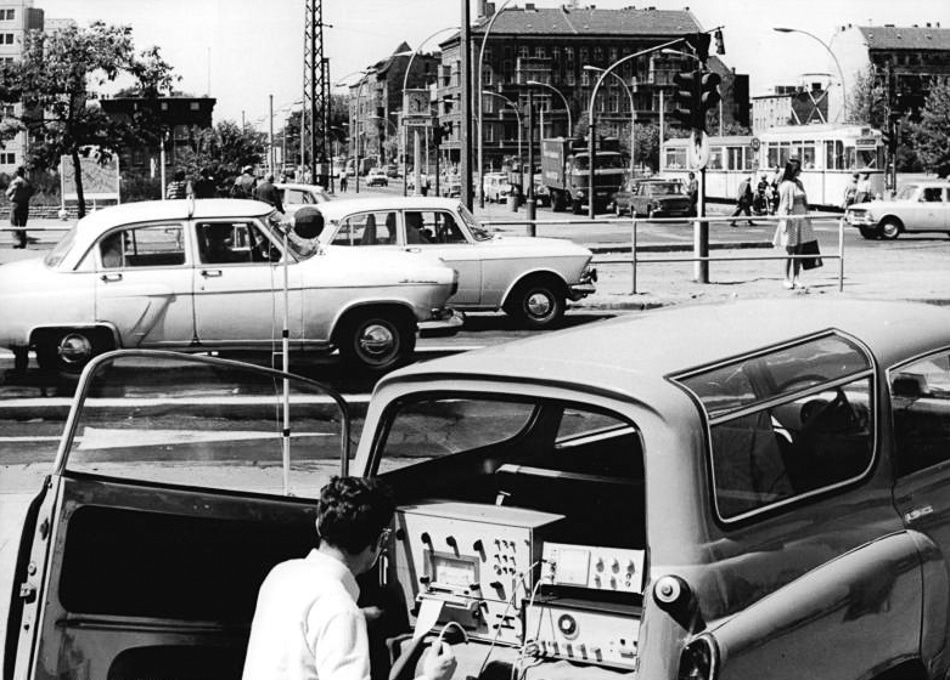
[378,299,950,406]
[275,182,328,192]
[314,196,463,219]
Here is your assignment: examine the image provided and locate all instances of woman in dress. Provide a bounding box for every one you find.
[772,157,814,289]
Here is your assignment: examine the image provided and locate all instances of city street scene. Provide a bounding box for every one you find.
[1,0,950,679]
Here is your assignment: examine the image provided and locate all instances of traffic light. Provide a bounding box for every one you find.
[700,72,722,119]
[714,29,725,55]
[671,68,702,129]
[686,32,712,63]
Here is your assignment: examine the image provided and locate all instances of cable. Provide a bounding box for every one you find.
[477,560,543,677]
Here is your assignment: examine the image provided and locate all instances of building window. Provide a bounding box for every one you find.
[0,9,14,20]
[564,47,574,63]
[483,66,492,86]
[1,33,14,45]
[535,46,545,59]
[190,102,200,111]
[0,152,15,164]
[519,46,529,60]
[594,47,603,62]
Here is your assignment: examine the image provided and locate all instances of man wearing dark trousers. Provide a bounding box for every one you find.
[6,167,34,249]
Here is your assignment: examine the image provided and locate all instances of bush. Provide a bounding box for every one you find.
[120,173,162,203]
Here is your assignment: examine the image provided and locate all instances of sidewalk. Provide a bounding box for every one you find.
[4,215,950,311]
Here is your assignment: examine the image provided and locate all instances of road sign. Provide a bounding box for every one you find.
[403,117,433,128]
[687,130,709,170]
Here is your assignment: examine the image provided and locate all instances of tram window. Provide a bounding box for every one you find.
[709,148,723,170]
[802,143,816,169]
[728,147,742,170]
[665,147,686,170]
[845,146,856,169]
[857,148,881,169]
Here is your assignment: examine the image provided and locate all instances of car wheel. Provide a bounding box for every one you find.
[858,226,879,240]
[878,218,901,240]
[336,311,415,372]
[35,328,113,376]
[506,278,566,330]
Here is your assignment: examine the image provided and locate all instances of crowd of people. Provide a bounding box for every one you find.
[162,165,289,214]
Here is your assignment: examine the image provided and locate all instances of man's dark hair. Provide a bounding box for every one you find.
[316,477,394,554]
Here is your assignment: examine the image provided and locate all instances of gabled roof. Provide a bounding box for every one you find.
[858,25,950,51]
[466,6,701,38]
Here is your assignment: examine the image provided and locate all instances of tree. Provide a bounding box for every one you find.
[845,67,887,128]
[0,22,175,217]
[907,76,950,178]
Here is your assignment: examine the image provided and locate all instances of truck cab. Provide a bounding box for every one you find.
[541,137,626,214]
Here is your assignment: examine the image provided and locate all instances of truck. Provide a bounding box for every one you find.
[541,136,626,214]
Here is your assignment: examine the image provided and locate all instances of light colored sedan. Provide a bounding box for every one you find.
[313,196,597,328]
[0,199,460,373]
[275,182,332,219]
[846,180,950,239]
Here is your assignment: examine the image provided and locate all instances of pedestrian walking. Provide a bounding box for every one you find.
[5,166,34,249]
[253,173,285,214]
[230,165,256,199]
[242,476,458,680]
[189,167,217,198]
[854,172,872,205]
[339,169,348,193]
[842,173,859,209]
[773,157,816,290]
[730,176,755,226]
[165,169,188,199]
[686,171,698,217]
[420,174,430,197]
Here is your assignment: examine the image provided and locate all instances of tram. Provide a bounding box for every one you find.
[661,124,886,208]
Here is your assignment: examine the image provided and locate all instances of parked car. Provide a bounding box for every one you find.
[274,182,331,219]
[846,180,950,239]
[366,169,389,187]
[16,299,950,680]
[0,199,461,374]
[385,163,401,178]
[613,178,692,218]
[483,172,514,203]
[313,196,596,328]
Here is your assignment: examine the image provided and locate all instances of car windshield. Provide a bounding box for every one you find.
[645,183,683,196]
[44,226,78,268]
[458,203,494,241]
[895,185,919,201]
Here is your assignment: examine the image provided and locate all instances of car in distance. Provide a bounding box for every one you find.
[846,180,950,239]
[313,196,596,328]
[613,178,692,218]
[274,182,331,219]
[366,169,389,187]
[483,172,514,203]
[0,199,460,374]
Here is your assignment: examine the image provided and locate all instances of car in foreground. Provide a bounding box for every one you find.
[366,169,389,187]
[313,196,597,328]
[0,199,460,373]
[9,298,950,680]
[612,178,692,218]
[846,180,950,239]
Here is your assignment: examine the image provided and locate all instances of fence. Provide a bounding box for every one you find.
[484,213,846,294]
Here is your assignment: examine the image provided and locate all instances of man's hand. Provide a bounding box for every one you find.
[421,641,457,680]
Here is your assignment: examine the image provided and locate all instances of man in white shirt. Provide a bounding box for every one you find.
[243,477,457,680]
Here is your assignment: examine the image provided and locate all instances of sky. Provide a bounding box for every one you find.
[35,0,950,128]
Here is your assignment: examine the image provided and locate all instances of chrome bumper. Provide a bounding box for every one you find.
[419,308,465,338]
[569,267,598,300]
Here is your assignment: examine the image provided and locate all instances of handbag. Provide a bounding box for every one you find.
[798,239,823,270]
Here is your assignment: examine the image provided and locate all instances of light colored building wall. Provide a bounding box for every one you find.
[829,27,872,121]
[0,0,35,174]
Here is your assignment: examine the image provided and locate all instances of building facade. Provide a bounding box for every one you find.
[830,22,950,121]
[348,42,439,173]
[751,81,832,135]
[438,3,750,172]
[0,0,43,176]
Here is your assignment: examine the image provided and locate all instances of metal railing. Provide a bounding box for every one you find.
[484,213,846,294]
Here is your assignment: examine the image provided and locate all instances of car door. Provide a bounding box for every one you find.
[6,352,349,680]
[918,187,946,231]
[192,219,303,347]
[401,209,482,306]
[94,223,195,348]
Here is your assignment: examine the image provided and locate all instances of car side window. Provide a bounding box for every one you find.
[405,211,434,244]
[197,221,277,264]
[333,211,395,246]
[99,225,185,269]
[923,188,943,203]
[890,353,950,476]
[431,212,466,244]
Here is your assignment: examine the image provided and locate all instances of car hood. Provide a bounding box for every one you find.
[488,235,592,256]
[0,256,48,289]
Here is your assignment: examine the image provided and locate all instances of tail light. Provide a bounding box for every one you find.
[677,636,718,680]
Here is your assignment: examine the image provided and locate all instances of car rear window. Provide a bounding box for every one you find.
[674,333,875,522]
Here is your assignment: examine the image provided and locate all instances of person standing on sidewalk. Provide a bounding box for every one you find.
[730,176,755,226]
[686,171,698,217]
[773,157,814,290]
[166,169,188,199]
[6,167,34,249]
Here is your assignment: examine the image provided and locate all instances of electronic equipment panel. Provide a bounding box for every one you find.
[540,542,645,594]
[524,598,641,670]
[391,501,564,646]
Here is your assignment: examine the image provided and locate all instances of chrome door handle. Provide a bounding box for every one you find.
[405,248,422,253]
[99,273,123,282]
[201,269,223,278]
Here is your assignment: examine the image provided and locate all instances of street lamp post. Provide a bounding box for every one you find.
[525,80,572,136]
[482,90,522,183]
[586,36,686,219]
[773,27,848,121]
[583,65,635,176]
[477,0,514,208]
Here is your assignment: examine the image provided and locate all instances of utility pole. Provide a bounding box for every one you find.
[460,0,473,210]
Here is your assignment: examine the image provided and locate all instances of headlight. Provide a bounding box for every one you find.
[677,636,718,680]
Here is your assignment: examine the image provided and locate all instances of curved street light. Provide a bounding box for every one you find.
[477,0,515,208]
[524,80,573,137]
[402,27,457,195]
[482,90,522,181]
[586,36,686,219]
[336,69,373,192]
[773,27,848,121]
[583,65,635,175]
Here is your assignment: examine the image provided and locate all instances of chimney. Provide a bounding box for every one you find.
[480,0,495,18]
[525,2,536,8]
